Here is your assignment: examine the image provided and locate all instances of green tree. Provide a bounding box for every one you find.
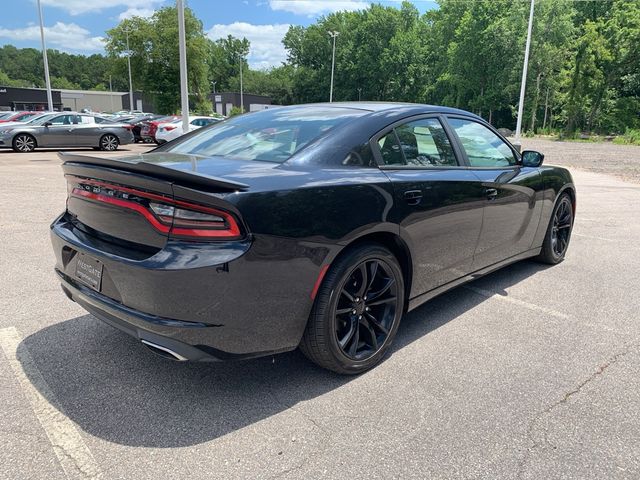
[104,6,211,114]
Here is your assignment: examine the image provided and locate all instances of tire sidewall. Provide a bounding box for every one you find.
[318,246,404,373]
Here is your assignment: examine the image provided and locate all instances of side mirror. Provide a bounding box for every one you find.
[521,150,544,167]
[43,121,52,127]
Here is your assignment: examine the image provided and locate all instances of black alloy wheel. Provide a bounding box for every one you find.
[12,134,36,153]
[335,259,399,360]
[100,134,119,151]
[551,196,572,257]
[300,243,404,374]
[537,193,573,264]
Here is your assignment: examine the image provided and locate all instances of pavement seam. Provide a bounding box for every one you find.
[0,327,102,480]
[516,342,639,479]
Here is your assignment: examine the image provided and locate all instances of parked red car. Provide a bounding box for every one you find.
[0,111,39,123]
[140,115,179,143]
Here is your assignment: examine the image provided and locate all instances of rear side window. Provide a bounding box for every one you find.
[164,107,365,163]
[448,118,516,167]
[377,118,457,167]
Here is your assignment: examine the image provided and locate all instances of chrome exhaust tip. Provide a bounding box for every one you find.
[141,339,188,361]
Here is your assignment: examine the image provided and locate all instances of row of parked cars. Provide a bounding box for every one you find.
[0,110,222,152]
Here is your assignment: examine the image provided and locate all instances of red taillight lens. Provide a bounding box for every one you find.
[164,125,177,131]
[69,177,242,240]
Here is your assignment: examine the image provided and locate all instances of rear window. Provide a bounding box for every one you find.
[162,107,365,163]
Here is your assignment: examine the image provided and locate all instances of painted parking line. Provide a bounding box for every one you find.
[572,232,616,242]
[0,327,102,480]
[464,286,570,320]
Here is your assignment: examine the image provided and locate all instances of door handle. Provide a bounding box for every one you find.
[485,188,498,200]
[403,190,423,205]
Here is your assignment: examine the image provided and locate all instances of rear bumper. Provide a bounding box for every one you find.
[51,213,328,360]
[57,272,281,361]
[119,133,135,145]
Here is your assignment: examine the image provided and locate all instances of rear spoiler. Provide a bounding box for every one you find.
[58,152,249,192]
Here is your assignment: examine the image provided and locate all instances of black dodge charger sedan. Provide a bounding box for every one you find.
[51,103,575,374]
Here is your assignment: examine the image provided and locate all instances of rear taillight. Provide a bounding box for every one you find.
[68,177,241,240]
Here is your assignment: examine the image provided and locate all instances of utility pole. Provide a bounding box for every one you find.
[328,31,339,102]
[514,0,535,148]
[36,0,53,111]
[239,58,244,113]
[125,29,134,112]
[177,0,189,132]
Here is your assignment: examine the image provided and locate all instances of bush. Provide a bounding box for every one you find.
[613,129,640,145]
[228,106,244,117]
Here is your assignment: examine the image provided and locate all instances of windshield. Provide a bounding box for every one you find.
[162,107,365,163]
[26,113,60,125]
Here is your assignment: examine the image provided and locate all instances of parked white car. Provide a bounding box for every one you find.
[155,116,221,143]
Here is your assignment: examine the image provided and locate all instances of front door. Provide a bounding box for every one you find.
[375,116,486,298]
[39,114,79,147]
[445,117,543,269]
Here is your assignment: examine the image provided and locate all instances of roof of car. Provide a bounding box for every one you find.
[276,102,483,120]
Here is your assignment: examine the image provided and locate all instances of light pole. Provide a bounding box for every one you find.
[177,0,189,132]
[109,75,114,112]
[124,28,134,112]
[328,31,339,102]
[357,87,362,101]
[239,57,244,113]
[211,81,217,94]
[514,0,535,148]
[36,0,53,111]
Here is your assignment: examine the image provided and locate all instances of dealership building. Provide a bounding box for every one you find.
[1,85,273,115]
[0,86,148,113]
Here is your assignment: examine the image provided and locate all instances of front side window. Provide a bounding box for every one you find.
[448,118,516,167]
[48,114,78,125]
[377,118,457,167]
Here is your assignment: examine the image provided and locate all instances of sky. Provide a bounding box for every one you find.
[0,0,438,69]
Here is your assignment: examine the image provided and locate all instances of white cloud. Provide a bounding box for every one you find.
[269,0,369,16]
[118,7,157,21]
[0,22,104,52]
[40,0,164,16]
[207,22,290,70]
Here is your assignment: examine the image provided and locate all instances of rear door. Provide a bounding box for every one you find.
[374,116,486,298]
[445,116,543,269]
[74,115,101,146]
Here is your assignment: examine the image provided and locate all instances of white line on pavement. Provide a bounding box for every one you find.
[0,327,102,480]
[464,286,570,320]
[572,232,616,242]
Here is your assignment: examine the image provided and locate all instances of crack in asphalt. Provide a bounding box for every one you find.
[516,342,638,479]
[266,388,330,480]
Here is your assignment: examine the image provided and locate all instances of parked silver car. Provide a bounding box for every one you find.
[0,113,135,152]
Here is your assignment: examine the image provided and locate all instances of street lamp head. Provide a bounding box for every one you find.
[328,31,340,38]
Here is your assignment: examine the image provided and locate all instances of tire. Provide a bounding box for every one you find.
[99,134,119,151]
[12,134,36,153]
[536,193,574,264]
[300,243,405,374]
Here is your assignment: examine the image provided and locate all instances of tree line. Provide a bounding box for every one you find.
[1,1,638,134]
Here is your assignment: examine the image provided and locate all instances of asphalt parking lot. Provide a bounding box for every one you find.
[1,140,639,480]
